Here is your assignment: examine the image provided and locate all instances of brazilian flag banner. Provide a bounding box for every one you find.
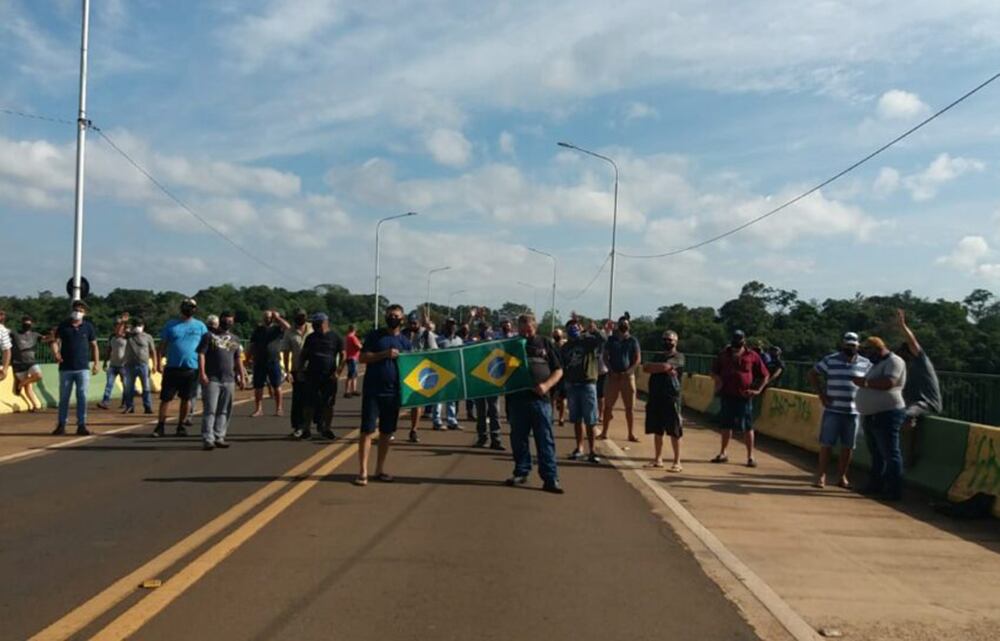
[397,338,535,408]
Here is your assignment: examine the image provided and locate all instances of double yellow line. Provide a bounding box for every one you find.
[30,432,358,641]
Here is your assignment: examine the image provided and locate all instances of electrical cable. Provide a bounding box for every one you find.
[559,251,612,301]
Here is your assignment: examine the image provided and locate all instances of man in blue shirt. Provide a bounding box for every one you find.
[154,298,209,437]
[51,300,100,435]
[601,314,642,442]
[355,303,412,486]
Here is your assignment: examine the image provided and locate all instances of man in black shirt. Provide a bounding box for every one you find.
[249,310,290,418]
[643,330,686,471]
[197,312,247,450]
[505,313,565,494]
[51,300,100,435]
[299,313,345,440]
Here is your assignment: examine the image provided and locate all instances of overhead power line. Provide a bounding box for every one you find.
[0,106,77,126]
[617,70,1000,259]
[559,252,612,301]
[91,126,310,287]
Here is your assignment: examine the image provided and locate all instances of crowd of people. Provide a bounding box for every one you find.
[0,299,940,499]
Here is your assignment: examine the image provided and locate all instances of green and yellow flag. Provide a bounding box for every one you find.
[397,338,534,408]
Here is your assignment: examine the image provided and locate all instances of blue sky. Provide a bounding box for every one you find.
[2,0,999,318]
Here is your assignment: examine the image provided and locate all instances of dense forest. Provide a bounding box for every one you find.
[2,281,998,373]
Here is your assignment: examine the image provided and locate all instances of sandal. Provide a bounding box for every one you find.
[837,479,851,489]
[710,454,728,463]
[627,435,641,443]
[668,464,683,473]
[353,476,368,487]
[645,461,665,469]
[746,458,758,468]
[375,473,394,483]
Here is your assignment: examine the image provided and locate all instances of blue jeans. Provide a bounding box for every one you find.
[102,365,125,403]
[444,401,458,426]
[566,382,598,426]
[58,370,90,428]
[507,394,558,482]
[123,363,153,411]
[863,409,906,498]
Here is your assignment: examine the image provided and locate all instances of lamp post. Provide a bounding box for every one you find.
[557,141,619,321]
[374,211,417,327]
[70,0,91,305]
[447,289,466,319]
[516,280,540,316]
[425,266,451,320]
[527,248,557,333]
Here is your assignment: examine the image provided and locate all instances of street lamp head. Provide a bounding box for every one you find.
[557,141,574,149]
[405,211,417,217]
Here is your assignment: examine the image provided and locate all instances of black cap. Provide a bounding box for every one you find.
[407,311,419,323]
[732,329,746,339]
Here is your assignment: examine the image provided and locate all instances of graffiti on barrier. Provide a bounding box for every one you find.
[965,431,1000,495]
[768,392,813,423]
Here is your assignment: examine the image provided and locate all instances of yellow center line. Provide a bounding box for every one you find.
[28,432,356,641]
[88,437,359,641]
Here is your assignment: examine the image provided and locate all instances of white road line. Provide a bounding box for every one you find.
[601,438,823,641]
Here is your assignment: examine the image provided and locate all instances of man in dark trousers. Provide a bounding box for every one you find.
[298,313,345,441]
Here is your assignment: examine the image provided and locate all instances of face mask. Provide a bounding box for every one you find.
[312,322,324,333]
[132,325,145,334]
[567,326,581,339]
[663,340,676,350]
[731,339,744,349]
[22,323,32,331]
[219,320,232,331]
[385,316,402,329]
[70,311,84,321]
[618,323,629,333]
[295,316,307,327]
[842,346,858,357]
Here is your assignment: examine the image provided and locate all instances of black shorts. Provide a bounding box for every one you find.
[361,393,401,435]
[645,397,683,437]
[596,374,607,399]
[161,367,199,402]
[719,395,754,433]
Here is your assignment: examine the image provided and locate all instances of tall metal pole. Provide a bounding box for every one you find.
[516,281,540,316]
[373,212,417,328]
[528,248,557,333]
[71,0,91,304]
[557,142,619,321]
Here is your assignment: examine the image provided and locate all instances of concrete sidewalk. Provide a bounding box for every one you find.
[597,402,1000,641]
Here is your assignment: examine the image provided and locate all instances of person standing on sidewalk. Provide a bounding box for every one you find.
[343,324,362,398]
[710,329,770,467]
[356,304,412,486]
[154,298,208,437]
[808,332,872,488]
[643,330,686,472]
[299,313,345,441]
[249,310,291,418]
[505,313,564,494]
[10,315,45,411]
[281,310,313,439]
[601,314,642,442]
[854,336,908,501]
[51,300,100,436]
[560,317,604,463]
[198,313,246,450]
[97,318,128,410]
[121,317,157,414]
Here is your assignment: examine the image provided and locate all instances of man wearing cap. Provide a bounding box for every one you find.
[809,332,872,488]
[710,330,770,467]
[97,317,129,410]
[281,309,313,438]
[155,298,209,437]
[50,300,100,435]
[249,310,291,418]
[601,314,642,442]
[198,312,246,450]
[560,317,604,462]
[298,313,345,440]
[854,335,908,501]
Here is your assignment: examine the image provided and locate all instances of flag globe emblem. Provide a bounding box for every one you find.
[471,348,521,388]
[403,358,456,398]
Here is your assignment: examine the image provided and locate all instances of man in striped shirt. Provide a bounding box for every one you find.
[808,332,872,489]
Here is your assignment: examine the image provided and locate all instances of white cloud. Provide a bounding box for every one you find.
[498,131,515,155]
[876,89,930,120]
[936,235,990,271]
[424,128,473,167]
[220,0,344,71]
[873,167,900,198]
[624,101,659,122]
[903,153,985,201]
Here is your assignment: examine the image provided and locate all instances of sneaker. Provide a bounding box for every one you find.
[215,440,230,449]
[176,426,189,437]
[588,454,601,464]
[320,429,337,441]
[408,430,419,443]
[542,481,565,494]
[52,424,66,436]
[300,430,313,440]
[432,424,446,431]
[96,401,110,410]
[447,424,463,431]
[202,442,215,451]
[746,458,758,468]
[152,424,165,437]
[121,406,134,414]
[183,418,193,428]
[490,440,505,451]
[144,407,153,414]
[76,426,91,436]
[291,429,304,440]
[505,475,528,486]
[473,436,489,448]
[568,449,583,461]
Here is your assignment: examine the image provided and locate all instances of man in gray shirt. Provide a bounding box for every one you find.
[853,336,908,501]
[98,319,129,410]
[122,318,158,414]
[894,309,942,425]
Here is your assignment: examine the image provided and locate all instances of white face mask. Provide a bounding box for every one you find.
[133,325,144,334]
[70,311,84,321]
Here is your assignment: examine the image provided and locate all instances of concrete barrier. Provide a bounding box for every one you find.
[0,362,160,415]
[948,423,1000,517]
[681,374,717,415]
[754,388,825,454]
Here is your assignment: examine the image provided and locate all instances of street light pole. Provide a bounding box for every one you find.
[528,248,557,333]
[374,211,417,328]
[557,141,619,321]
[447,289,466,319]
[425,266,451,320]
[70,0,91,305]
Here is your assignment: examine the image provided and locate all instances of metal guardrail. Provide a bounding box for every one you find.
[646,351,1000,427]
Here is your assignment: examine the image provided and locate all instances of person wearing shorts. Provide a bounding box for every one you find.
[710,330,770,467]
[643,330,686,471]
[809,332,872,489]
[343,324,362,398]
[10,315,45,411]
[560,318,604,463]
[249,310,290,417]
[601,315,641,442]
[355,304,411,486]
[154,298,208,437]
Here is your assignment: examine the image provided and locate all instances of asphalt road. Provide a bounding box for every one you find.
[0,393,759,641]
